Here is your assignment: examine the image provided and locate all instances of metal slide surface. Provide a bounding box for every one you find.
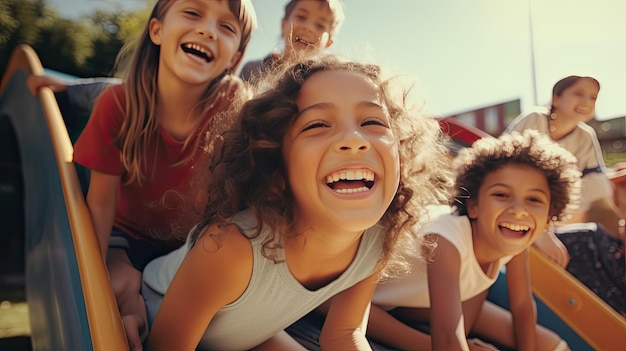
[0,45,128,351]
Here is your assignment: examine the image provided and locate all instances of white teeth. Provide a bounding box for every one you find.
[325,169,375,184]
[334,187,370,194]
[184,43,206,54]
[294,36,312,45]
[500,223,529,232]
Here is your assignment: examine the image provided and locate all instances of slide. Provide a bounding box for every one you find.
[0,45,128,351]
[0,44,623,350]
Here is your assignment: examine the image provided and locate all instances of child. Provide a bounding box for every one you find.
[239,0,344,83]
[369,130,579,351]
[141,54,452,350]
[506,75,625,317]
[71,1,256,350]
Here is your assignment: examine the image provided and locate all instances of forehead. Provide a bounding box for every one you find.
[171,0,235,15]
[481,164,548,189]
[291,1,334,21]
[296,70,381,107]
[565,78,599,93]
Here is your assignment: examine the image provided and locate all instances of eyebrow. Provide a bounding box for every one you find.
[487,183,549,197]
[296,100,384,119]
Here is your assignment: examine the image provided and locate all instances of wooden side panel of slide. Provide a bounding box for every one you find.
[529,246,626,350]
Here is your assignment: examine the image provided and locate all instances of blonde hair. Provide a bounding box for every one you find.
[114,0,256,185]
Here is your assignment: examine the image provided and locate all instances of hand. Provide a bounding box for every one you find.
[26,74,68,95]
[533,230,570,267]
[468,338,499,350]
[122,314,148,351]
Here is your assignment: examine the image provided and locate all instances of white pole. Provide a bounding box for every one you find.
[528,0,538,106]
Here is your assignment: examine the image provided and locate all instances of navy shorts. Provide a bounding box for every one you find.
[557,223,625,314]
[109,228,170,271]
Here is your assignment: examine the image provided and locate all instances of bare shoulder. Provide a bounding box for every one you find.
[185,223,254,287]
[193,223,252,260]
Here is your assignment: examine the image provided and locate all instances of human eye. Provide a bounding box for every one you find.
[183,9,201,17]
[221,21,238,34]
[491,191,509,199]
[528,196,544,204]
[301,120,329,132]
[527,194,548,205]
[362,118,389,128]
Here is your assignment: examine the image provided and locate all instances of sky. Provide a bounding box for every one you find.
[46,0,626,120]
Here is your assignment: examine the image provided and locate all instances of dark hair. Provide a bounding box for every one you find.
[192,54,452,277]
[452,129,580,221]
[550,75,600,113]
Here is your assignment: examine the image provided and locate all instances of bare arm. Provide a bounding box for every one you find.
[27,74,68,95]
[505,250,537,351]
[146,225,253,351]
[85,170,120,259]
[427,234,469,351]
[367,304,432,350]
[319,272,379,351]
[249,330,308,351]
[586,197,625,239]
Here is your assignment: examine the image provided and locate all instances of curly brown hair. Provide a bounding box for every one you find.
[452,129,581,221]
[191,54,453,277]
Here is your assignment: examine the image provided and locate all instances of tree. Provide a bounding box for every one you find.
[0,0,46,77]
[0,0,152,78]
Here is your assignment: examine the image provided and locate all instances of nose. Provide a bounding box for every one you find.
[507,200,528,218]
[335,128,370,153]
[197,21,217,40]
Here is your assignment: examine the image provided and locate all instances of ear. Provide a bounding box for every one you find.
[149,18,162,45]
[467,199,479,219]
[552,94,560,110]
[228,51,243,71]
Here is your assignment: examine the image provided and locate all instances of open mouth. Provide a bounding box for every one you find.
[294,36,314,47]
[181,43,213,63]
[499,222,530,237]
[326,169,375,194]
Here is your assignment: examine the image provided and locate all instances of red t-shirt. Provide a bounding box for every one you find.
[73,84,235,253]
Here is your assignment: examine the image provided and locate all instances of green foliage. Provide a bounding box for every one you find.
[0,0,152,78]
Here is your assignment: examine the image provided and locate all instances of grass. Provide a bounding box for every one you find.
[604,152,626,168]
[0,301,30,338]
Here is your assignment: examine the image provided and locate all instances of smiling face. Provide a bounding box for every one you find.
[149,0,243,87]
[468,164,551,258]
[281,0,334,57]
[282,69,400,234]
[553,77,599,123]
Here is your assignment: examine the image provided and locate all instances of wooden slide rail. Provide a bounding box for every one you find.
[529,246,626,350]
[0,44,128,351]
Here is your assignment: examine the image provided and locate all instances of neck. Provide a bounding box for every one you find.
[284,227,363,291]
[548,113,578,140]
[155,77,210,140]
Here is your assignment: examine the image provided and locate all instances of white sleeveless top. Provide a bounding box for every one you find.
[143,208,384,350]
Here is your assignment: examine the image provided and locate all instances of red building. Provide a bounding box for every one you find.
[446,99,521,136]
